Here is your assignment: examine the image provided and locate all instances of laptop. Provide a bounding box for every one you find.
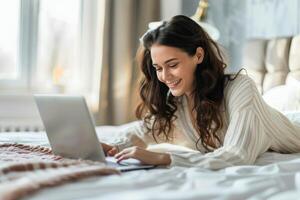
[34,95,155,172]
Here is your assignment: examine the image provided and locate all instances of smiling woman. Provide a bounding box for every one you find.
[137,15,228,151]
[101,15,300,170]
[151,44,203,97]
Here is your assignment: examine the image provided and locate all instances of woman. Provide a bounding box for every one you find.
[102,15,300,170]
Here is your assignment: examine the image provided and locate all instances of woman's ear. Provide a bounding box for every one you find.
[195,47,204,64]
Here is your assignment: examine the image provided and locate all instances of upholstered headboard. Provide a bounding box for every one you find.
[243,35,300,94]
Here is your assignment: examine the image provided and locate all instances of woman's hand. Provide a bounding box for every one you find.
[101,143,119,156]
[114,146,171,166]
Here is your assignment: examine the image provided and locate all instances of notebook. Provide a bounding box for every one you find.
[34,95,155,172]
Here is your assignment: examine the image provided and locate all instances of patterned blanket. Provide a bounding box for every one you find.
[0,143,119,200]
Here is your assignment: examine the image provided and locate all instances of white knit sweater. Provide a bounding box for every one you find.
[111,75,300,170]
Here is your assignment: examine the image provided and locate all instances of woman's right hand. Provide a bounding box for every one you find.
[101,143,119,156]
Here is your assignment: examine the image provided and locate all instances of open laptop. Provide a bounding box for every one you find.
[34,95,155,172]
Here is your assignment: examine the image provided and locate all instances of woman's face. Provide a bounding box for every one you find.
[150,44,204,97]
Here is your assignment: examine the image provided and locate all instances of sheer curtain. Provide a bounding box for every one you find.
[0,0,106,131]
[97,0,160,125]
[32,0,105,110]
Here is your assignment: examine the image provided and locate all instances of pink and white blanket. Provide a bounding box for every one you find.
[0,143,119,200]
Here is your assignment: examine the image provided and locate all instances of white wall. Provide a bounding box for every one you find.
[0,95,44,132]
[160,0,182,20]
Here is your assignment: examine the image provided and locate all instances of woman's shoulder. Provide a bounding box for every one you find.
[225,73,256,94]
[224,73,259,110]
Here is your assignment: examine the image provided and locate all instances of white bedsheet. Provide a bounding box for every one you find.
[1,127,300,200]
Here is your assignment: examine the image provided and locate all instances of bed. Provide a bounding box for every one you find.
[1,36,300,200]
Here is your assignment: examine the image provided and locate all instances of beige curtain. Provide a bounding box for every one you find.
[96,0,160,125]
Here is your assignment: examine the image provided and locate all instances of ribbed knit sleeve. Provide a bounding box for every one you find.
[109,121,157,151]
[169,75,272,170]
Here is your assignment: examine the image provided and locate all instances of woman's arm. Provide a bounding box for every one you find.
[112,104,270,168]
[102,121,172,165]
[169,106,271,169]
[114,146,171,165]
[104,120,158,155]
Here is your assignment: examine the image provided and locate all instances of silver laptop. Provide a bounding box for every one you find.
[34,95,155,172]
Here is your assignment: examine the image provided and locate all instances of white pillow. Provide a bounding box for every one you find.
[263,77,300,112]
[282,111,300,126]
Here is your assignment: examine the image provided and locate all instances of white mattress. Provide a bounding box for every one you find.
[1,126,300,200]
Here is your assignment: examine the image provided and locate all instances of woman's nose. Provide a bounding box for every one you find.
[162,68,171,81]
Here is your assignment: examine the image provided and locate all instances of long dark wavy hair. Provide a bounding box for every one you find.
[136,15,235,151]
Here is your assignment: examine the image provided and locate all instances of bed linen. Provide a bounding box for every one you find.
[0,143,118,200]
[0,123,300,200]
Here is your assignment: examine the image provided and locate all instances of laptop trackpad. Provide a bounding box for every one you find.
[105,157,156,172]
[106,157,143,166]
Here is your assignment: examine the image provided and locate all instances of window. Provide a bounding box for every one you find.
[34,0,81,92]
[0,1,20,81]
[0,0,105,110]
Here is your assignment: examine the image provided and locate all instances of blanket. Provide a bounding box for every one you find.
[0,143,119,200]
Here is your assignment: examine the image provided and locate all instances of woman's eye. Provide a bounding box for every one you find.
[169,63,178,68]
[155,68,162,72]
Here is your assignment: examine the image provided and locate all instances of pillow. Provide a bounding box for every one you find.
[263,77,300,112]
[283,111,300,126]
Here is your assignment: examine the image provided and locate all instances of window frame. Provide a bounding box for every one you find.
[0,0,104,107]
[0,0,39,93]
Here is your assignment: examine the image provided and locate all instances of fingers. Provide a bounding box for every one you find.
[107,147,118,156]
[102,143,120,157]
[115,148,131,159]
[115,147,138,163]
[101,143,111,152]
[116,154,132,163]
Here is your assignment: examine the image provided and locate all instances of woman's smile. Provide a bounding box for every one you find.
[166,79,182,88]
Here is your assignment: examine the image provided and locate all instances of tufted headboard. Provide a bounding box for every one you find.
[243,35,300,94]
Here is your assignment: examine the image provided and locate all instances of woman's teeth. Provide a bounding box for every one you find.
[167,79,181,87]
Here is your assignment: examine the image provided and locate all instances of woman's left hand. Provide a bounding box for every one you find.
[114,146,171,166]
